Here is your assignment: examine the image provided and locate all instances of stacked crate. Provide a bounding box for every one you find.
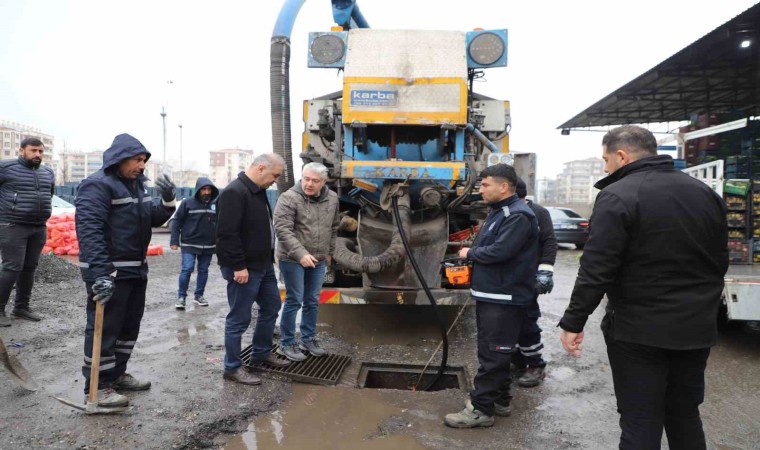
[724,181,751,264]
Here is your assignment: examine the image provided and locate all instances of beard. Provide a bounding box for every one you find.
[30,158,42,168]
[200,194,211,203]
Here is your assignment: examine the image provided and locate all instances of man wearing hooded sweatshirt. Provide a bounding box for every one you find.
[170,177,219,309]
[0,137,54,326]
[273,162,340,361]
[75,134,176,408]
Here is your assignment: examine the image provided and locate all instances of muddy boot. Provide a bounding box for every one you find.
[0,310,10,327]
[299,339,326,357]
[494,402,512,417]
[11,307,41,322]
[277,343,307,362]
[444,400,494,428]
[85,388,129,407]
[249,352,292,368]
[518,366,546,388]
[113,373,151,391]
[223,367,261,386]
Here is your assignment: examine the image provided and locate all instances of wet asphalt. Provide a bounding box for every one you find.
[0,235,759,449]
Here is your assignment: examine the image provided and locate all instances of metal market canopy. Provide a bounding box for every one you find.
[559,3,760,130]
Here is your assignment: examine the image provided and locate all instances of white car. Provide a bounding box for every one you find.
[51,195,76,216]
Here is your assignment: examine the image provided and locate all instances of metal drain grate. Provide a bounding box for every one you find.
[241,344,351,386]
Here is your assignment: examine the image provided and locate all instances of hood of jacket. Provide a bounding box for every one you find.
[194,176,219,201]
[595,155,674,190]
[102,134,152,174]
[293,181,330,202]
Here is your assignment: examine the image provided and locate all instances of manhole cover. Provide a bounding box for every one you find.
[241,344,351,386]
[357,362,469,391]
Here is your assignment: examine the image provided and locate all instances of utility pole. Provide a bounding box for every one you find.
[160,106,167,168]
[178,123,183,187]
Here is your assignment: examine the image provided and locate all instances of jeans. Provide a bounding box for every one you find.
[82,278,147,393]
[469,300,525,416]
[605,337,711,450]
[0,222,47,310]
[178,251,213,298]
[279,260,325,346]
[220,264,281,372]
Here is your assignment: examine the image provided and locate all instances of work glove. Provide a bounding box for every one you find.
[155,174,177,205]
[535,266,554,294]
[92,276,115,305]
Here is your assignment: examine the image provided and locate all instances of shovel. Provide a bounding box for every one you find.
[55,301,128,414]
[0,335,38,391]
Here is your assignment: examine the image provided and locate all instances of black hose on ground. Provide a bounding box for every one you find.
[391,196,448,391]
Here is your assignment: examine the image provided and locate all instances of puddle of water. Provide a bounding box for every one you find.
[225,384,427,450]
[317,305,460,346]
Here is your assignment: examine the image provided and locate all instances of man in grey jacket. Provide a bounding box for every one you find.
[0,137,55,326]
[273,162,340,361]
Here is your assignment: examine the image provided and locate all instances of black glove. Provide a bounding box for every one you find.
[92,276,115,305]
[155,174,176,203]
[535,270,554,294]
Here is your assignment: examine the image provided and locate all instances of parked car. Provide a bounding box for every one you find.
[546,207,589,249]
[51,195,76,216]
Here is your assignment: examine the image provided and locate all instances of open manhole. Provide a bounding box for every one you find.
[357,362,470,391]
[241,344,351,386]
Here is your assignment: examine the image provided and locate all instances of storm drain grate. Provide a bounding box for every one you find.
[241,344,351,386]
[357,362,470,391]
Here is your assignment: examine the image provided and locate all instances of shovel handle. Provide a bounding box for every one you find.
[88,301,105,404]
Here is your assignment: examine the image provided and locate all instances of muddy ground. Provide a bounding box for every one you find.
[1,233,759,449]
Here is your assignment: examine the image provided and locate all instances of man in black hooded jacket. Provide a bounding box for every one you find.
[559,125,728,449]
[170,177,219,309]
[76,134,176,407]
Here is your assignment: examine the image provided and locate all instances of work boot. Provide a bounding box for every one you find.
[11,307,41,322]
[223,367,261,386]
[193,296,208,307]
[85,388,129,407]
[510,362,527,379]
[0,310,10,327]
[175,297,186,310]
[444,400,494,428]
[276,344,307,362]
[494,402,512,417]
[518,366,546,388]
[113,373,151,391]
[299,339,326,357]
[249,352,292,368]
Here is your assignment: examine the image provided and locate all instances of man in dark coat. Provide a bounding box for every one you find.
[76,133,176,407]
[559,125,728,449]
[444,164,538,428]
[216,153,290,386]
[0,137,55,325]
[512,178,557,387]
[170,177,219,309]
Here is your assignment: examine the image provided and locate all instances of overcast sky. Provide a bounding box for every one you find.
[1,0,757,180]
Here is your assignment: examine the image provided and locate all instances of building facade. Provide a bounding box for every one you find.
[0,121,54,160]
[536,177,558,205]
[555,157,605,204]
[209,148,254,187]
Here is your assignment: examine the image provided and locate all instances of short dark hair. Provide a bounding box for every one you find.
[602,125,657,157]
[479,163,517,188]
[515,178,527,198]
[20,137,44,149]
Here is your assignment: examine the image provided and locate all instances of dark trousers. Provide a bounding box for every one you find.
[0,223,47,310]
[470,300,525,416]
[82,278,147,393]
[512,297,546,368]
[605,337,711,450]
[220,264,281,372]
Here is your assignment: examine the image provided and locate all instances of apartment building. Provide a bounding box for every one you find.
[209,148,254,187]
[0,121,54,159]
[555,157,605,204]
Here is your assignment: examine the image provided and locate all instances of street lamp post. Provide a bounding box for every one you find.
[160,107,167,168]
[178,124,183,187]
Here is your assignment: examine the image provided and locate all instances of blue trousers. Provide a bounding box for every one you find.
[220,265,281,372]
[177,251,213,299]
[278,260,325,346]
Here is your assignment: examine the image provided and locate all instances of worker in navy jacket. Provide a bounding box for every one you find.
[75,133,176,408]
[170,177,219,309]
[444,163,538,429]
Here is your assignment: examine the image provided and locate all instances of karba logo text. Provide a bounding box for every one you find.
[350,90,398,106]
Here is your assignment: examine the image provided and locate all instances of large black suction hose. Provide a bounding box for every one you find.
[391,196,448,391]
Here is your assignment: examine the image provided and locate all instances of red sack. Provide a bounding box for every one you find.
[41,246,53,254]
[68,248,79,256]
[54,246,69,255]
